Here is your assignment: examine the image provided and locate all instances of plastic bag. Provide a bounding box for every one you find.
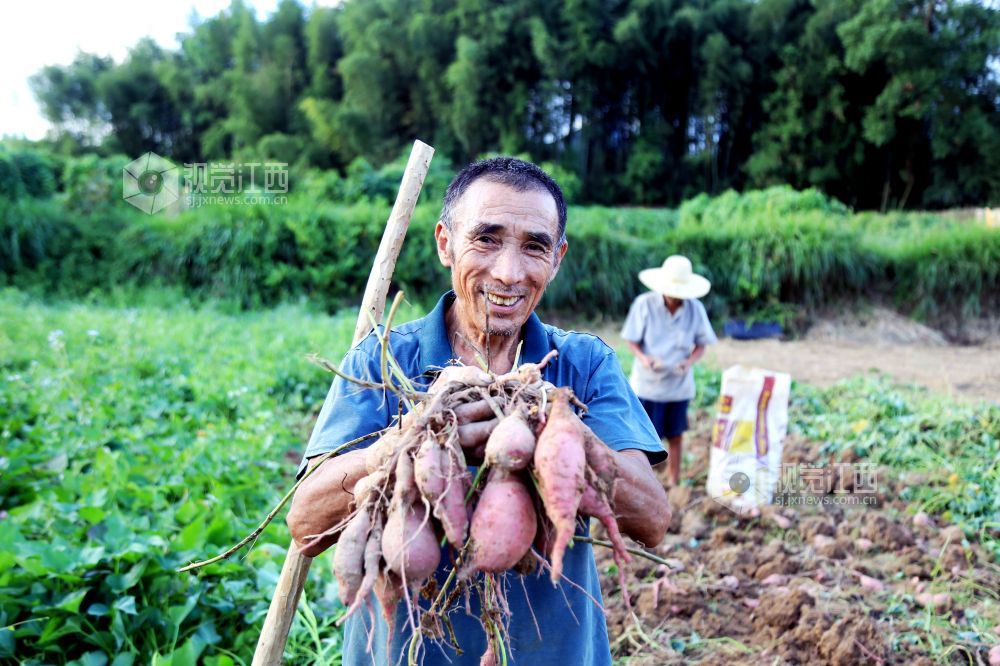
[706,365,791,515]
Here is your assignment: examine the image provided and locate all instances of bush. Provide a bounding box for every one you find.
[1,185,996,324]
[0,147,60,201]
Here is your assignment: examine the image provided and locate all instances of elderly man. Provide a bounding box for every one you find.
[287,157,670,665]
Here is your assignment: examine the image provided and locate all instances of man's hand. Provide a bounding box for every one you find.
[640,354,663,371]
[430,366,497,464]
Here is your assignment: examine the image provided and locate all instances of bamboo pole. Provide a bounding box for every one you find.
[251,140,435,665]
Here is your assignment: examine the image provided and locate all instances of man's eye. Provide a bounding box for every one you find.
[526,243,548,253]
[475,235,497,245]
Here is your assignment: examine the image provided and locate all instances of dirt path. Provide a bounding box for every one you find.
[561,308,1000,403]
[704,339,1000,403]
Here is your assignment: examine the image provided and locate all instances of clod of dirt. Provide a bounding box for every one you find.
[753,538,798,579]
[680,510,710,539]
[753,587,815,635]
[799,515,835,541]
[791,607,888,666]
[667,485,692,510]
[813,534,846,559]
[859,513,914,550]
[705,544,757,578]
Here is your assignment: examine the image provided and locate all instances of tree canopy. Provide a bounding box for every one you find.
[26,0,1000,209]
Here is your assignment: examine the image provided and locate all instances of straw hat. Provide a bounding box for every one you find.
[638,255,711,299]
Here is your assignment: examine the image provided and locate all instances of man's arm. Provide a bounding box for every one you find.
[626,340,660,370]
[608,449,670,547]
[676,344,706,373]
[286,449,368,557]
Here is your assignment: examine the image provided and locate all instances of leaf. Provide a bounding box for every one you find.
[176,517,207,552]
[167,593,200,630]
[56,588,90,613]
[79,506,107,524]
[87,603,110,617]
[113,596,137,615]
[75,651,109,666]
[110,654,137,666]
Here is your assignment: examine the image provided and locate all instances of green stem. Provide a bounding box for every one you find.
[571,536,675,568]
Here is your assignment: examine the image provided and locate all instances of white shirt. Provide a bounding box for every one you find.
[620,292,717,401]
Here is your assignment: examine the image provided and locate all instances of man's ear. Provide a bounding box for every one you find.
[434,221,453,268]
[548,239,569,283]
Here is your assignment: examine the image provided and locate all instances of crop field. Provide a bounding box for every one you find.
[1,289,997,664]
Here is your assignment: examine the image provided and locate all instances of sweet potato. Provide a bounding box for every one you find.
[479,642,497,666]
[366,429,403,473]
[342,513,384,619]
[393,447,417,506]
[429,364,492,393]
[578,482,631,567]
[332,507,373,605]
[581,425,616,489]
[352,470,386,507]
[485,411,536,471]
[434,453,471,548]
[533,388,586,582]
[381,501,441,583]
[470,469,537,572]
[414,434,446,502]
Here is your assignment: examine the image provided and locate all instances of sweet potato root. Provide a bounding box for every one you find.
[470,469,537,572]
[485,411,536,471]
[533,388,587,582]
[331,507,373,605]
[381,501,440,584]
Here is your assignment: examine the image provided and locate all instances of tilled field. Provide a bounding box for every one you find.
[595,418,1000,665]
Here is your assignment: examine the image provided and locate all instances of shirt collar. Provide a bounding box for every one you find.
[417,291,550,369]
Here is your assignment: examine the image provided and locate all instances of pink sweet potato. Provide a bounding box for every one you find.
[342,513,384,619]
[352,470,386,507]
[485,411,536,471]
[365,430,403,473]
[533,388,587,582]
[392,448,417,505]
[381,501,441,584]
[332,507,373,605]
[414,434,446,502]
[433,450,470,548]
[470,469,537,572]
[579,482,631,567]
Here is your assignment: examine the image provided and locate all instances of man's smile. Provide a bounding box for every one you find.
[485,292,523,307]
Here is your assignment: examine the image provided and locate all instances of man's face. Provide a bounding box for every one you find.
[435,179,567,338]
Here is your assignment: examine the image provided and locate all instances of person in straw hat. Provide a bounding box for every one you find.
[621,255,717,485]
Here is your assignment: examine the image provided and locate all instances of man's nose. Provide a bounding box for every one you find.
[491,242,526,285]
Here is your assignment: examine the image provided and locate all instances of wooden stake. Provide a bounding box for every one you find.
[252,140,435,665]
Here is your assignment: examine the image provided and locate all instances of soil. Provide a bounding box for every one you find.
[592,418,1000,665]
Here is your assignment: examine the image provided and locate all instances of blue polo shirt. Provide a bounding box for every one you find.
[301,292,664,665]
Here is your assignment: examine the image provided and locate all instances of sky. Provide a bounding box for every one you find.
[0,0,337,140]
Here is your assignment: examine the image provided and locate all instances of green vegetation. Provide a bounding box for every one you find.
[0,290,429,664]
[22,0,1000,208]
[3,185,996,326]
